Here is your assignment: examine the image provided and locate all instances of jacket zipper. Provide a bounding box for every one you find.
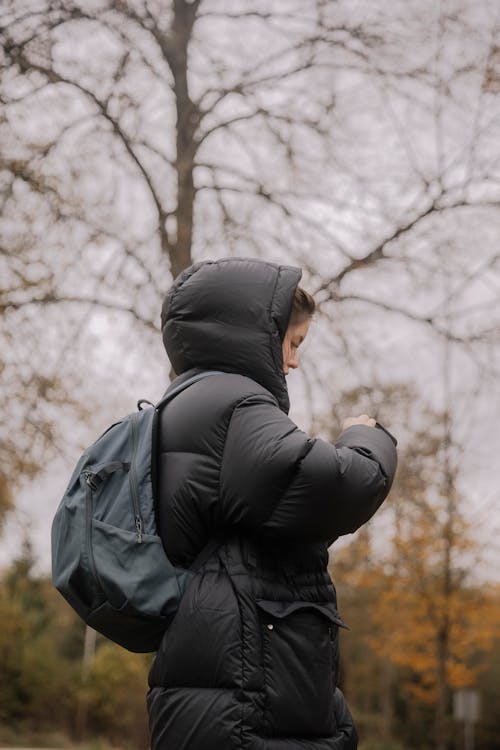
[130,413,143,543]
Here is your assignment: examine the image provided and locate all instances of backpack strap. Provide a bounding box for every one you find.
[190,534,224,572]
[150,370,224,529]
[154,370,224,411]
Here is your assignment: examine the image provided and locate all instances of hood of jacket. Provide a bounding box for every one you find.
[161,258,302,414]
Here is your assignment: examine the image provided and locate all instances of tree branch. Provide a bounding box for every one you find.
[312,196,500,295]
[1,293,158,331]
[324,291,498,344]
[7,47,171,251]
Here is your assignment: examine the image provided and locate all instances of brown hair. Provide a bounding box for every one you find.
[289,285,316,326]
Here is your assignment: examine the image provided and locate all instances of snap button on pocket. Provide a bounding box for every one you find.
[256,599,337,736]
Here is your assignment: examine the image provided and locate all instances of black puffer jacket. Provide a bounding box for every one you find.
[147,258,397,750]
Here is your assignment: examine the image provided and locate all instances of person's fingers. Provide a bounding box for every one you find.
[341,414,376,430]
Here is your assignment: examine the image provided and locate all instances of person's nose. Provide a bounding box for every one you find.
[289,353,299,369]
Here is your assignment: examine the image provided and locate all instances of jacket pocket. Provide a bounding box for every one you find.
[256,599,346,737]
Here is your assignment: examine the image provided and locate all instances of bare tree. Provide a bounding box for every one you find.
[1,0,500,523]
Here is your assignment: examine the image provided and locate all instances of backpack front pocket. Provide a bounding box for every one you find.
[256,599,346,737]
[91,518,190,614]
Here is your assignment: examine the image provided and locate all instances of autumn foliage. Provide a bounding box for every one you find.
[331,418,500,749]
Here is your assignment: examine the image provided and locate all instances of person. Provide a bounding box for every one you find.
[147,257,398,750]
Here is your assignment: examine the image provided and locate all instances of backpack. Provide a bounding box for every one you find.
[51,371,222,652]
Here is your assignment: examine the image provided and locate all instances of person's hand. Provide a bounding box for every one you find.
[341,414,376,431]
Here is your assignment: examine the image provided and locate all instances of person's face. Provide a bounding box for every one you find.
[281,318,311,375]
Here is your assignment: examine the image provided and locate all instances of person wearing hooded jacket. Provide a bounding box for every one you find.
[147,257,398,750]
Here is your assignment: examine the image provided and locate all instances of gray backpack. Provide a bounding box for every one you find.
[51,371,222,652]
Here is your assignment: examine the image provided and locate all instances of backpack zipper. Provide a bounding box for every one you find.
[84,474,99,583]
[130,413,143,543]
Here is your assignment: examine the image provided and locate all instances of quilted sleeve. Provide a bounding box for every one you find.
[219,395,397,543]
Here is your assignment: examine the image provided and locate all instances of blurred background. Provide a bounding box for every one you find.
[1,1,499,749]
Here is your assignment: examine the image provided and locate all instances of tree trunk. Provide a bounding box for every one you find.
[435,382,455,750]
[168,0,201,279]
[380,658,395,742]
[435,623,450,750]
